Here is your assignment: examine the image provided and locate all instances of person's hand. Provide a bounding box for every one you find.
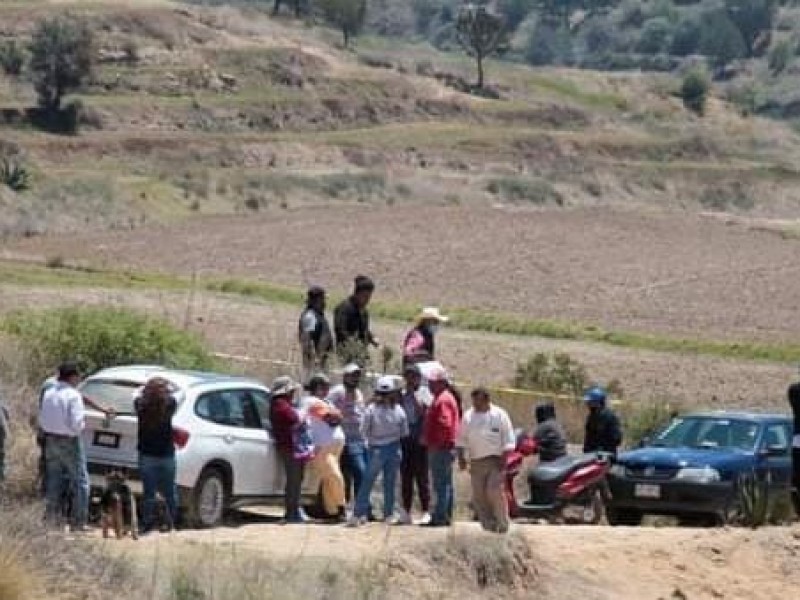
[458,456,468,471]
[105,407,116,419]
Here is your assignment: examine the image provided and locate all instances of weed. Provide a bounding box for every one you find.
[700,183,755,211]
[486,176,562,205]
[0,156,30,192]
[621,400,680,448]
[737,469,771,528]
[45,255,65,269]
[0,40,24,76]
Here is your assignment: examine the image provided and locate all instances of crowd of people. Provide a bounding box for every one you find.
[0,273,797,535]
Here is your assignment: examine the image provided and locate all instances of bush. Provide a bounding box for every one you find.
[28,17,94,112]
[581,18,615,55]
[486,176,562,205]
[1,307,217,385]
[621,401,678,448]
[680,67,710,115]
[525,24,572,66]
[0,40,24,76]
[637,17,673,54]
[768,39,794,75]
[0,156,30,192]
[670,18,701,56]
[512,352,622,397]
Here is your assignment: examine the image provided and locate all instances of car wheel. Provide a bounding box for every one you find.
[186,467,229,528]
[605,506,643,526]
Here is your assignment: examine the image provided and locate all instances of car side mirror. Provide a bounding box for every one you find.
[761,444,789,457]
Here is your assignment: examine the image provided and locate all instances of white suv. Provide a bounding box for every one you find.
[80,365,318,528]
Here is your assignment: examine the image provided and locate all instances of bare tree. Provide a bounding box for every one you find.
[455,4,508,90]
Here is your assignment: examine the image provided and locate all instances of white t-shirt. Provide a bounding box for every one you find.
[39,382,85,437]
[456,405,515,461]
[300,395,345,449]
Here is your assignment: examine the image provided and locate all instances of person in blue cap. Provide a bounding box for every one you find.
[582,386,622,456]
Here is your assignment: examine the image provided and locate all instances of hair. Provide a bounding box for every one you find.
[354,275,375,293]
[57,361,80,381]
[137,377,173,431]
[471,387,491,402]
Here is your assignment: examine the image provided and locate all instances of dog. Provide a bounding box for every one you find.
[100,471,138,540]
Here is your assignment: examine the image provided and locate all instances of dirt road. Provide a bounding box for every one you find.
[97,515,800,600]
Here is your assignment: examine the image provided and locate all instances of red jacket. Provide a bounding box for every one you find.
[423,389,459,450]
[270,396,300,454]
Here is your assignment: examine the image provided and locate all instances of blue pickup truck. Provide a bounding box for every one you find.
[607,411,793,526]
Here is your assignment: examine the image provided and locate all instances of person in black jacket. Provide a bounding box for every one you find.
[533,402,567,462]
[299,286,333,377]
[334,275,378,363]
[788,379,800,515]
[583,387,622,456]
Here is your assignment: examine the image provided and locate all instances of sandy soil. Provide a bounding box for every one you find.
[95,514,800,600]
[0,284,793,412]
[7,206,800,345]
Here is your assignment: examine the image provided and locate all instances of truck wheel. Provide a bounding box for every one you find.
[606,506,643,526]
[184,467,229,528]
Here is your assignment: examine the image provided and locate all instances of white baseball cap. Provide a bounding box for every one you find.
[374,375,396,394]
[343,363,362,375]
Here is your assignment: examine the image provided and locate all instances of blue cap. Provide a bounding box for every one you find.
[583,386,607,405]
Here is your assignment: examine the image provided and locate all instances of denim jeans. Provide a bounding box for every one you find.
[139,454,178,531]
[429,448,455,525]
[44,435,89,527]
[340,441,368,504]
[354,441,401,520]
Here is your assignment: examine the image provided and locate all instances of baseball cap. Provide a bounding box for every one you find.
[426,366,449,383]
[343,363,362,375]
[374,375,396,394]
[271,376,299,397]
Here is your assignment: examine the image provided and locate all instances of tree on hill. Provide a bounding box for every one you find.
[724,0,776,57]
[274,0,305,17]
[28,17,94,113]
[699,9,746,70]
[318,0,367,48]
[455,4,509,89]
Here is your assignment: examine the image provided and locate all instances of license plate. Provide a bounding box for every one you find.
[634,483,661,499]
[93,432,120,449]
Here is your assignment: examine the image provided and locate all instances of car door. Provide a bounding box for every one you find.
[758,422,793,492]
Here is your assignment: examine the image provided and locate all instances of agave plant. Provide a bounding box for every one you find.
[0,156,30,192]
[736,469,771,528]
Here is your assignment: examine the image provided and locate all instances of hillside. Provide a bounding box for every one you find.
[2,0,800,238]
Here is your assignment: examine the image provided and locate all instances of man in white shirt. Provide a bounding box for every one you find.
[456,387,516,533]
[39,362,89,530]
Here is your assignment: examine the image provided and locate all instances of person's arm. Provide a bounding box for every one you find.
[83,394,115,417]
[399,407,410,439]
[299,311,317,365]
[68,390,86,436]
[333,302,347,346]
[403,330,425,359]
[607,412,623,448]
[456,412,468,470]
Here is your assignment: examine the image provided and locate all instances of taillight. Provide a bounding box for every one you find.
[173,427,190,449]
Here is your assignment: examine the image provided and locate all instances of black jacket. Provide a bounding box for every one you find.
[788,382,800,435]
[533,419,568,462]
[584,408,622,454]
[333,296,373,347]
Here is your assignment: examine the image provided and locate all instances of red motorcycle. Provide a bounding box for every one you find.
[505,431,611,524]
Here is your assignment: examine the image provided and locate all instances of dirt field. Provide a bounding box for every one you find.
[0,283,793,411]
[96,515,800,600]
[8,205,800,345]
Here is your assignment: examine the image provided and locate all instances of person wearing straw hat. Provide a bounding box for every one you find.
[402,307,449,366]
[269,376,310,523]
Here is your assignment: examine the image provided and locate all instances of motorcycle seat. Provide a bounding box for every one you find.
[529,454,597,483]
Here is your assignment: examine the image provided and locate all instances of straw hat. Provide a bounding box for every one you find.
[414,306,450,325]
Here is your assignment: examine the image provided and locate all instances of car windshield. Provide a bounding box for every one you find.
[651,416,760,451]
[79,379,149,415]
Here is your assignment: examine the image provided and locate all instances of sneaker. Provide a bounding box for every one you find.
[385,515,402,526]
[418,512,432,526]
[397,509,413,525]
[346,515,365,528]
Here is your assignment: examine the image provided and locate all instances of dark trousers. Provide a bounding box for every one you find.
[401,437,430,513]
[792,448,800,516]
[139,454,178,531]
[280,450,305,520]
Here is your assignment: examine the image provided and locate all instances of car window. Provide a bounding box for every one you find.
[195,389,268,429]
[249,390,271,430]
[654,417,759,450]
[762,423,790,450]
[80,379,149,415]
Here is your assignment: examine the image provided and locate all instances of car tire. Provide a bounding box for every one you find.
[185,467,229,528]
[605,506,643,526]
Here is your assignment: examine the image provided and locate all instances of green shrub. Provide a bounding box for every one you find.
[0,156,30,192]
[621,401,678,448]
[670,18,701,56]
[525,24,573,66]
[699,182,755,211]
[768,39,794,75]
[486,176,562,205]
[0,40,24,76]
[637,17,673,54]
[512,352,619,397]
[2,307,217,385]
[680,67,710,116]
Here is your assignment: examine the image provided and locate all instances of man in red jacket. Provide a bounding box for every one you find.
[422,367,459,527]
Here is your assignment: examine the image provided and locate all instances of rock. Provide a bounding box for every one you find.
[671,588,688,600]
